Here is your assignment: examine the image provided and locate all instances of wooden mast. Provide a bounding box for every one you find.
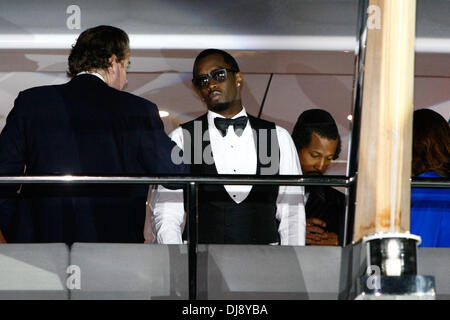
[353,0,417,242]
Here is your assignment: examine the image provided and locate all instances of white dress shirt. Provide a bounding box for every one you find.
[149,107,306,245]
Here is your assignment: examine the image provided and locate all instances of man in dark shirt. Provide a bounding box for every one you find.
[291,109,346,246]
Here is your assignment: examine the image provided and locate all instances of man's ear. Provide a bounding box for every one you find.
[107,55,118,74]
[235,72,243,88]
[102,55,118,87]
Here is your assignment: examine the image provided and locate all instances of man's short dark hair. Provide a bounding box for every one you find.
[193,48,240,76]
[68,25,129,77]
[291,109,341,160]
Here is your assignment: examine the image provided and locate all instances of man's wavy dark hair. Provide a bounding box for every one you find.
[68,25,129,77]
[291,108,341,160]
[193,48,240,76]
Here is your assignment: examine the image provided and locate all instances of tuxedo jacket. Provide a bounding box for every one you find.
[305,185,346,245]
[0,74,186,244]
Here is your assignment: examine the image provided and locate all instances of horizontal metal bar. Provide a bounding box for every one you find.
[0,175,354,186]
[410,177,450,188]
[0,175,447,188]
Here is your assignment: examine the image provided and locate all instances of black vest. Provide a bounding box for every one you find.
[181,113,280,244]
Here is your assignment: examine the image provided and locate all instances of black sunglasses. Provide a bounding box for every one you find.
[192,68,237,88]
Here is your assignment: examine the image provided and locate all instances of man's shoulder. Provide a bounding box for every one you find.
[247,116,291,139]
[180,114,208,128]
[247,114,276,129]
[119,90,156,106]
[15,84,65,111]
[274,125,291,137]
[73,74,157,109]
[20,83,61,97]
[96,84,152,105]
[96,86,158,115]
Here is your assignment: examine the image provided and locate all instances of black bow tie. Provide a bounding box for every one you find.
[214,116,248,137]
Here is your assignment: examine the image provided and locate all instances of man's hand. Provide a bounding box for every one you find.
[0,229,7,244]
[306,218,338,246]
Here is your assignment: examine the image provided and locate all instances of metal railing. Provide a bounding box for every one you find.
[0,174,445,187]
[0,174,448,299]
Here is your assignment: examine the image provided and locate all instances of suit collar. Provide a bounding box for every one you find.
[76,71,106,83]
[70,73,109,87]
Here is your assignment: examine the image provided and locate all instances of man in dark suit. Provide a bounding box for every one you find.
[291,109,346,246]
[0,25,187,244]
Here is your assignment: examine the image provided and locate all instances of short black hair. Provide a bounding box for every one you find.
[291,109,341,160]
[193,48,240,76]
[68,25,129,77]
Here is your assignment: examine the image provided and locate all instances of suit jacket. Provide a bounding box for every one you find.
[305,185,346,245]
[0,74,186,244]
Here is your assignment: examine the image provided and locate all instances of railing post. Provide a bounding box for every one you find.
[187,181,197,300]
[344,0,369,247]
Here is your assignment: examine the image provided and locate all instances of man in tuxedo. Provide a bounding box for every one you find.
[291,109,346,246]
[149,49,305,245]
[0,25,187,244]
